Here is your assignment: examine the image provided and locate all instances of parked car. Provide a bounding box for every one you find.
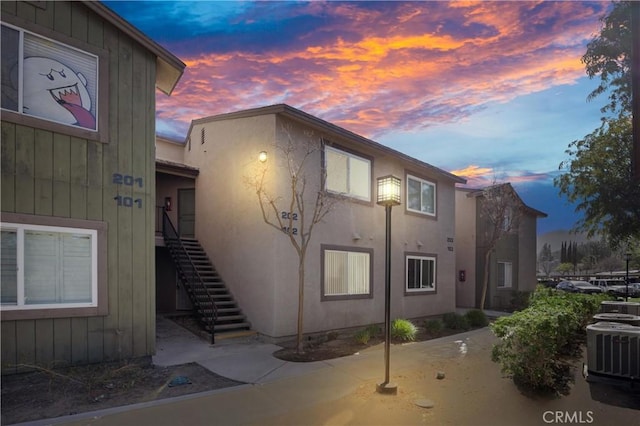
[556,280,604,294]
[607,282,640,298]
[538,279,558,289]
[589,279,640,297]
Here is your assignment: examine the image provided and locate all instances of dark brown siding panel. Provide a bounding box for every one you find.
[53,318,72,366]
[70,137,88,220]
[16,1,35,22]
[52,133,71,218]
[1,322,17,374]
[53,0,71,36]
[71,2,88,42]
[14,125,35,214]
[87,142,104,221]
[34,319,54,367]
[101,21,120,361]
[15,320,35,369]
[132,45,151,357]
[117,32,135,361]
[1,122,16,213]
[1,1,17,16]
[34,129,53,216]
[87,317,104,363]
[34,1,53,29]
[71,317,89,364]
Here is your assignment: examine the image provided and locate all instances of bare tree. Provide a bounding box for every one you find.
[478,183,521,309]
[248,126,342,353]
[538,243,554,278]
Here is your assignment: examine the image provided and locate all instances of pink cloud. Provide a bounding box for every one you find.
[156,1,607,140]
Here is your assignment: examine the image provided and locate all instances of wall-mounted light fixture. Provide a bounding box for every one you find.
[259,151,268,163]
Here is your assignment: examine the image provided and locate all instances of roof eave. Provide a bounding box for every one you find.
[188,104,467,185]
[83,1,185,95]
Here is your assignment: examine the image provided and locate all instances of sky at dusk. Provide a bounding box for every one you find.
[103,0,614,235]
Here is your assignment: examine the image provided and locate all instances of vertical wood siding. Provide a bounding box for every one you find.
[1,1,157,373]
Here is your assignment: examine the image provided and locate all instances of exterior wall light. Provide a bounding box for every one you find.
[376,174,401,395]
[259,151,268,163]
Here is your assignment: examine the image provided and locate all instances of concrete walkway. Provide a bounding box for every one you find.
[19,316,639,426]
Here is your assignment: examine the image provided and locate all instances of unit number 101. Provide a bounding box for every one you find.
[114,195,142,208]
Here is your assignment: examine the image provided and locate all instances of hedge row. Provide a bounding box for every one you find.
[490,286,610,395]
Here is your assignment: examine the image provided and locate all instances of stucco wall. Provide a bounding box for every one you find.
[183,112,459,338]
[156,137,185,164]
[518,214,538,293]
[454,190,477,308]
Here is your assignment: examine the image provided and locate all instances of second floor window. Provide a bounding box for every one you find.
[407,174,436,216]
[325,146,371,201]
[1,22,99,132]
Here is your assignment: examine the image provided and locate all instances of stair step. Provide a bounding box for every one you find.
[165,235,252,337]
[214,314,247,322]
[211,322,251,332]
[217,307,241,314]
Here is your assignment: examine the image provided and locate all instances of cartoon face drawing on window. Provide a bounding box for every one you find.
[22,57,96,130]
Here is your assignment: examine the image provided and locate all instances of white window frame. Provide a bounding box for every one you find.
[324,145,371,202]
[406,174,436,216]
[406,255,436,293]
[322,246,372,299]
[0,222,98,311]
[497,261,513,288]
[1,22,99,131]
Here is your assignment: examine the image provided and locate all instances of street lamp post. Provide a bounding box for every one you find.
[625,252,632,301]
[376,175,401,395]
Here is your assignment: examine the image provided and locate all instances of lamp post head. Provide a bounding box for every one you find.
[377,175,401,207]
[624,252,632,261]
[259,151,268,163]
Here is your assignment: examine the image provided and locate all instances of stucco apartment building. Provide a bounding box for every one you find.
[156,104,466,340]
[1,1,184,373]
[455,185,547,310]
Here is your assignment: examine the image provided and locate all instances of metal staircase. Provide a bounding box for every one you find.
[161,210,250,342]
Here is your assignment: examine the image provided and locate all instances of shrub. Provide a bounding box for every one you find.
[509,290,531,312]
[391,318,417,341]
[423,319,443,334]
[442,312,470,330]
[490,286,609,395]
[464,309,489,327]
[365,324,381,338]
[353,329,371,345]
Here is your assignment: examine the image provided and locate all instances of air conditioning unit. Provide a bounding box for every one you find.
[586,321,640,383]
[592,313,640,326]
[601,301,640,316]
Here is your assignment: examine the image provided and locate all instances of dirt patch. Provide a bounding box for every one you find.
[1,361,244,425]
[273,324,471,362]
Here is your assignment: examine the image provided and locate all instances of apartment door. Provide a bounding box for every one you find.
[178,188,195,238]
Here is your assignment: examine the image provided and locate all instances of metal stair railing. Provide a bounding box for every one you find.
[161,208,217,344]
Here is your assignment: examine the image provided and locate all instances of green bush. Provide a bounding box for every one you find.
[423,319,443,334]
[391,318,417,341]
[442,312,470,330]
[464,309,489,327]
[353,329,371,345]
[509,290,531,312]
[490,287,609,395]
[365,324,381,338]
